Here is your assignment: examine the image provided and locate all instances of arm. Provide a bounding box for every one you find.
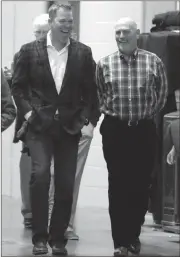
[96,61,106,113]
[81,47,97,124]
[167,145,176,165]
[164,122,173,154]
[166,119,180,164]
[11,51,19,76]
[89,60,101,127]
[155,58,168,113]
[11,45,32,119]
[164,121,176,165]
[1,69,16,132]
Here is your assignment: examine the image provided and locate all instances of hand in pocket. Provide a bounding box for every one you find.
[81,122,94,138]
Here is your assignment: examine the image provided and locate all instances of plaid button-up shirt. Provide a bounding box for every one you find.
[96,48,168,121]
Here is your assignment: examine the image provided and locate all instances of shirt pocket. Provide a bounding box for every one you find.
[146,72,155,87]
[137,71,155,93]
[137,73,154,103]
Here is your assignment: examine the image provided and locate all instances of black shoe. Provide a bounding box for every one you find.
[128,238,141,254]
[24,218,32,229]
[52,243,67,255]
[32,241,48,255]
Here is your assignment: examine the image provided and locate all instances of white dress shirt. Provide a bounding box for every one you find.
[46,31,70,94]
[25,31,70,120]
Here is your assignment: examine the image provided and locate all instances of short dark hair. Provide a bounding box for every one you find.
[48,2,72,20]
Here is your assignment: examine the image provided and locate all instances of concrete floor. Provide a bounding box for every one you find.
[2,195,180,256]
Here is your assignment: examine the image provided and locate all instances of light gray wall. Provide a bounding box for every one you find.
[2,1,46,68]
[1,1,179,209]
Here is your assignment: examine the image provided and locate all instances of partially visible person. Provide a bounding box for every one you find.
[12,13,51,229]
[167,145,177,165]
[13,13,50,71]
[33,13,50,41]
[64,58,100,240]
[96,17,168,256]
[1,69,16,132]
[51,88,100,240]
[166,89,180,165]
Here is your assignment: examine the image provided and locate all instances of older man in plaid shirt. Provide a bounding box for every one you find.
[96,17,168,257]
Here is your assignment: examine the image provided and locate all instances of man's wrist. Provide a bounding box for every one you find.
[84,118,89,126]
[24,111,32,120]
[172,146,176,153]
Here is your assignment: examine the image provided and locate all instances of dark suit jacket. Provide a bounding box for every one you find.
[12,51,19,74]
[1,69,16,132]
[12,37,99,142]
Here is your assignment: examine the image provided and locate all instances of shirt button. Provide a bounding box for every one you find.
[129,99,131,101]
[128,86,130,88]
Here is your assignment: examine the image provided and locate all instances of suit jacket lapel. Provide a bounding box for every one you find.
[60,39,78,93]
[36,38,78,97]
[35,38,58,96]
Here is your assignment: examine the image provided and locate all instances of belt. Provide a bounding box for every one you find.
[127,120,139,126]
[105,115,153,127]
[124,119,153,127]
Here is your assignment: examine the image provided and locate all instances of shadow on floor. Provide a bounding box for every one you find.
[2,195,180,256]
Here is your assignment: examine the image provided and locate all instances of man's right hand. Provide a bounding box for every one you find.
[16,121,28,140]
[81,122,94,138]
[24,110,32,121]
[167,146,176,165]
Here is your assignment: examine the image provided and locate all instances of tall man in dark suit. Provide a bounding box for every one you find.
[11,3,97,255]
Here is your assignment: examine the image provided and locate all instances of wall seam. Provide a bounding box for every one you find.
[142,0,146,33]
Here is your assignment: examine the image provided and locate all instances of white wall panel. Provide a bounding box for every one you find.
[79,1,143,61]
[2,1,46,68]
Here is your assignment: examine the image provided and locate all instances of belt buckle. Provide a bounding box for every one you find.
[128,120,138,127]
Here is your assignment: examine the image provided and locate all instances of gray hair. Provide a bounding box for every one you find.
[33,13,49,28]
[115,17,137,31]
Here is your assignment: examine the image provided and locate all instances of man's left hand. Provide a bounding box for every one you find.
[167,146,176,165]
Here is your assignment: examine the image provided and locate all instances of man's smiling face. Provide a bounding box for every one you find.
[115,19,139,56]
[49,7,73,44]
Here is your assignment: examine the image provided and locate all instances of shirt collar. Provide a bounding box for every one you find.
[119,48,139,60]
[46,30,70,50]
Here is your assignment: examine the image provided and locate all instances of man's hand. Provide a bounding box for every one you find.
[24,110,32,121]
[167,146,176,165]
[81,122,94,138]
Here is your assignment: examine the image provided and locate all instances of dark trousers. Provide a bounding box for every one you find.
[100,115,157,248]
[25,120,80,245]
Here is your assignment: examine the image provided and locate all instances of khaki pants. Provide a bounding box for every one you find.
[19,152,54,219]
[48,134,92,229]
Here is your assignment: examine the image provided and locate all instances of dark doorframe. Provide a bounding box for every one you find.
[46,1,80,40]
